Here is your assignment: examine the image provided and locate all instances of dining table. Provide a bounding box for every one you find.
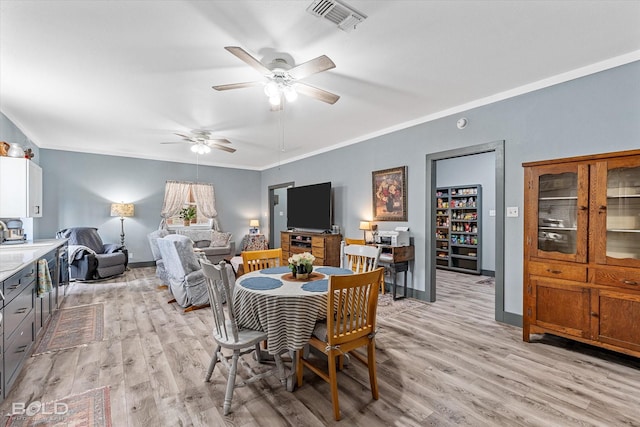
[233,265,354,390]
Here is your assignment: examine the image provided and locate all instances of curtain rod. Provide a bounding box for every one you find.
[165,180,213,186]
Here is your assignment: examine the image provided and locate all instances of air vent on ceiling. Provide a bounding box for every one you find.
[307,0,367,32]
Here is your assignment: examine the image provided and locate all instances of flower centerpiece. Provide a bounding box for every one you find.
[288,252,315,280]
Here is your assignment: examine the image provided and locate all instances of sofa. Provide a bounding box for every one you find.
[174,228,235,264]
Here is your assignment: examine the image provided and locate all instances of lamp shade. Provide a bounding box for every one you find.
[110,203,135,217]
[249,219,260,227]
[359,221,371,231]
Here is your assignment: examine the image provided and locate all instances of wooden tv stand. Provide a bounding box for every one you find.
[281,231,342,267]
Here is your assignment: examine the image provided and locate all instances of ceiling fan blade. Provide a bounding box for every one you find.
[214,144,236,153]
[212,81,263,91]
[288,55,336,80]
[225,46,271,75]
[294,83,340,104]
[208,138,232,144]
[174,132,196,141]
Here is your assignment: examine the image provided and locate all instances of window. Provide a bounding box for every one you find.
[166,189,213,229]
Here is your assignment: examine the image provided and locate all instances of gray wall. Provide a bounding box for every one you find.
[261,60,640,316]
[38,150,261,263]
[4,61,639,318]
[437,151,496,272]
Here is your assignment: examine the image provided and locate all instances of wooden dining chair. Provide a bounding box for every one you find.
[200,259,285,416]
[340,242,384,294]
[241,248,283,273]
[344,237,365,245]
[296,267,384,421]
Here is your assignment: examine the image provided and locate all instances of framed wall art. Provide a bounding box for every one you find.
[372,166,407,221]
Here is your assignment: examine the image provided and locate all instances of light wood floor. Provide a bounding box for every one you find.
[2,268,639,426]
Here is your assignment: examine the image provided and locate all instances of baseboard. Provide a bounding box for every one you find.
[481,269,495,277]
[128,261,155,268]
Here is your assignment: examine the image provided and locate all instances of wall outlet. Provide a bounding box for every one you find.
[128,252,133,260]
[506,207,519,217]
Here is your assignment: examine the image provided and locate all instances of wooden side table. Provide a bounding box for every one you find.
[377,245,414,300]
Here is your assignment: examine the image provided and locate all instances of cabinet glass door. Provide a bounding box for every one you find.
[595,159,640,267]
[529,164,588,262]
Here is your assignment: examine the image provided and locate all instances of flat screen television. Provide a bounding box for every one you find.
[287,182,332,232]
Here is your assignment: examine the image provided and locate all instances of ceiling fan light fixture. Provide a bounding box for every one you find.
[284,86,298,102]
[269,95,281,107]
[264,81,279,98]
[191,143,211,155]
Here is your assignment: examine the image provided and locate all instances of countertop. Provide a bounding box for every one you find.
[0,239,67,282]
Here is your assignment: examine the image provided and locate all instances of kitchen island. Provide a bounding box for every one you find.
[0,239,69,401]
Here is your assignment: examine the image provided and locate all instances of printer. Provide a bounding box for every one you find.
[375,228,410,247]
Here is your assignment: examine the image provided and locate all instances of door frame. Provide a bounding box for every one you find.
[268,182,294,249]
[425,140,511,324]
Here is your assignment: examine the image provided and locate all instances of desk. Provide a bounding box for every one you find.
[234,266,353,390]
[377,245,414,300]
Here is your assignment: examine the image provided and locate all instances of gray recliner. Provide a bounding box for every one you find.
[147,229,170,285]
[57,227,128,281]
[156,234,209,309]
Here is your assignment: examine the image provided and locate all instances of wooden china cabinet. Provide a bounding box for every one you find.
[523,149,640,358]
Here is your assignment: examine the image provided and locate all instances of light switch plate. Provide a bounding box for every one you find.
[489,209,496,217]
[507,207,519,217]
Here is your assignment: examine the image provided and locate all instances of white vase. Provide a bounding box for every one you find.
[7,143,24,158]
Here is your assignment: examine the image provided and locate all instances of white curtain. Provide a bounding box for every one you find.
[192,182,219,230]
[159,181,191,229]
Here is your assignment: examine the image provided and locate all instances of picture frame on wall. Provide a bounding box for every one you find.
[372,166,407,221]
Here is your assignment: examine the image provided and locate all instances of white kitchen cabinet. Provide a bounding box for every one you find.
[0,157,43,218]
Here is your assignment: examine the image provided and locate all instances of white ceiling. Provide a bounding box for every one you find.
[1,1,639,170]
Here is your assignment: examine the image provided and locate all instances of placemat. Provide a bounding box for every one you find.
[315,267,354,276]
[260,266,291,274]
[301,279,328,292]
[241,276,283,290]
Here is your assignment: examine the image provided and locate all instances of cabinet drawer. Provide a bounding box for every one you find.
[3,263,36,303]
[311,237,325,249]
[528,261,587,282]
[4,316,34,390]
[594,268,640,290]
[4,284,35,341]
[311,247,325,258]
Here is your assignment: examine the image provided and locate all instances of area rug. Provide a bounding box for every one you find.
[32,303,104,355]
[5,386,111,427]
[377,293,426,320]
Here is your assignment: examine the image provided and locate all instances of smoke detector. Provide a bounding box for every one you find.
[307,0,367,32]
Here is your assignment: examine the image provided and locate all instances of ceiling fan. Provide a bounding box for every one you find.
[161,130,236,154]
[212,46,340,110]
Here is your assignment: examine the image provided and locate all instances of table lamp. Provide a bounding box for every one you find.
[249,219,260,234]
[359,221,371,243]
[111,202,135,247]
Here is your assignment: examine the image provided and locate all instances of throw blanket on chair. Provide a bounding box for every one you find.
[68,245,97,262]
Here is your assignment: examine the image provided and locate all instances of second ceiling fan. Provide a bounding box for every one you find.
[212,46,340,110]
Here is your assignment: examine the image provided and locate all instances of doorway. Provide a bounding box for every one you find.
[268,182,294,249]
[426,141,508,323]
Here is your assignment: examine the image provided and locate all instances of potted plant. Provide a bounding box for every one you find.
[288,252,315,280]
[179,206,197,226]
